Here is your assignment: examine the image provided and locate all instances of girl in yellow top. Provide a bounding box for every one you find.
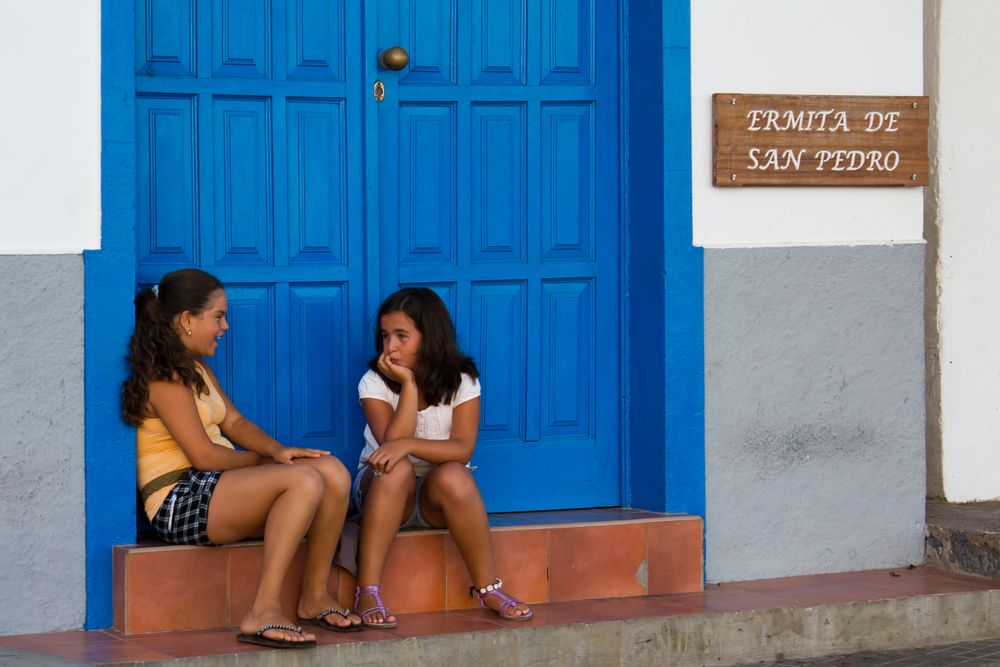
[122,268,361,649]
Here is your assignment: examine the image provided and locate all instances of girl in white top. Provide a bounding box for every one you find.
[353,287,533,628]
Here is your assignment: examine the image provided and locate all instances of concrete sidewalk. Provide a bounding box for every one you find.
[2,566,999,666]
[734,637,1000,666]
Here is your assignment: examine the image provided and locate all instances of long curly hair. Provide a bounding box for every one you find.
[369,287,478,406]
[121,269,224,425]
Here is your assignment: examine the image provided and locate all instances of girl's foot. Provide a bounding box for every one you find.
[354,584,398,628]
[297,595,362,632]
[239,607,316,644]
[471,579,532,621]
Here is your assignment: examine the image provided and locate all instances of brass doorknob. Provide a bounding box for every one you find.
[378,46,409,71]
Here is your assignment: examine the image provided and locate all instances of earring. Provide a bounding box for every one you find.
[186,329,192,336]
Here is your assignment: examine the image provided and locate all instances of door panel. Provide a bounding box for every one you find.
[289,283,351,450]
[212,97,272,265]
[471,103,526,262]
[373,0,619,510]
[213,284,276,436]
[137,95,199,266]
[285,0,346,81]
[398,104,456,265]
[285,99,348,264]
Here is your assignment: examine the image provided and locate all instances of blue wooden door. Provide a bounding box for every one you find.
[370,0,620,510]
[135,0,368,462]
[135,0,619,510]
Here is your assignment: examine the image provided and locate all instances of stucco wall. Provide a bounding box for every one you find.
[705,245,926,581]
[0,256,86,634]
[692,0,927,581]
[926,0,1000,501]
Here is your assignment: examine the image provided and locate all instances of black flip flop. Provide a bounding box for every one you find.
[299,607,363,633]
[236,624,317,649]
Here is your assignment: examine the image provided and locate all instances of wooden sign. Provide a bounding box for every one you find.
[713,93,929,187]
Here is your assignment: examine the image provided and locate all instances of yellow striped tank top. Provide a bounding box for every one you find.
[136,365,235,520]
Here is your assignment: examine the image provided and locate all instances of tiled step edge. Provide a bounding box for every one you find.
[106,589,1000,667]
[114,515,703,634]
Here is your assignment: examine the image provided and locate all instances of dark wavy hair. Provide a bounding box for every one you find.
[369,287,478,406]
[121,269,224,425]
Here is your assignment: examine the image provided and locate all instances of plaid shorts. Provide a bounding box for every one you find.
[150,470,222,546]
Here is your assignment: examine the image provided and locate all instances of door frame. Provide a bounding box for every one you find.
[85,0,703,628]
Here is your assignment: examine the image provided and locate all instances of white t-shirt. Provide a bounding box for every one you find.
[357,369,481,476]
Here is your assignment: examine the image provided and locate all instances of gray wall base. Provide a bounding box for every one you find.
[0,255,85,634]
[705,244,926,582]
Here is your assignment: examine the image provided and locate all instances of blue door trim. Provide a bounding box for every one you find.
[85,0,138,628]
[87,0,704,629]
[623,0,704,518]
[661,0,704,518]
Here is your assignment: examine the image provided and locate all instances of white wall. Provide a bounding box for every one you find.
[0,0,101,254]
[931,0,1000,501]
[692,0,925,247]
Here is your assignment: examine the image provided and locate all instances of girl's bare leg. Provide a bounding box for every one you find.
[356,457,417,625]
[292,456,361,628]
[420,462,530,618]
[207,464,324,643]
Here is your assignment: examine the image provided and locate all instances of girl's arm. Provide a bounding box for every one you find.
[202,364,329,464]
[374,352,418,440]
[362,397,480,472]
[148,379,262,471]
[402,397,479,464]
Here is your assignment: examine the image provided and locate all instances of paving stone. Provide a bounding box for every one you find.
[0,647,92,666]
[731,637,1000,666]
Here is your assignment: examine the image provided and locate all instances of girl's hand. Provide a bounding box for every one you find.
[365,440,411,474]
[377,352,415,385]
[271,446,330,465]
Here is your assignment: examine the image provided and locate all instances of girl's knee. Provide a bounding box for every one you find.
[288,464,325,500]
[383,457,415,481]
[395,457,415,473]
[314,455,351,491]
[437,461,472,481]
[430,463,477,499]
[371,458,416,494]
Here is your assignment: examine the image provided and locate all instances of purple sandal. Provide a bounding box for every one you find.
[470,578,533,621]
[354,584,398,629]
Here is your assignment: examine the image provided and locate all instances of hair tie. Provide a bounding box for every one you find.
[151,284,159,299]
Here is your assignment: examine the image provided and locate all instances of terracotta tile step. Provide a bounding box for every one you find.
[112,509,703,634]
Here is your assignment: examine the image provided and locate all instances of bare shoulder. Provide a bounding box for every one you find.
[195,361,222,386]
[148,374,186,396]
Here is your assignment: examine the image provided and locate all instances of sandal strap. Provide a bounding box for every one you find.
[256,623,304,637]
[355,585,392,619]
[315,607,350,621]
[476,588,525,617]
[358,603,391,618]
[470,578,503,597]
[470,580,529,618]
